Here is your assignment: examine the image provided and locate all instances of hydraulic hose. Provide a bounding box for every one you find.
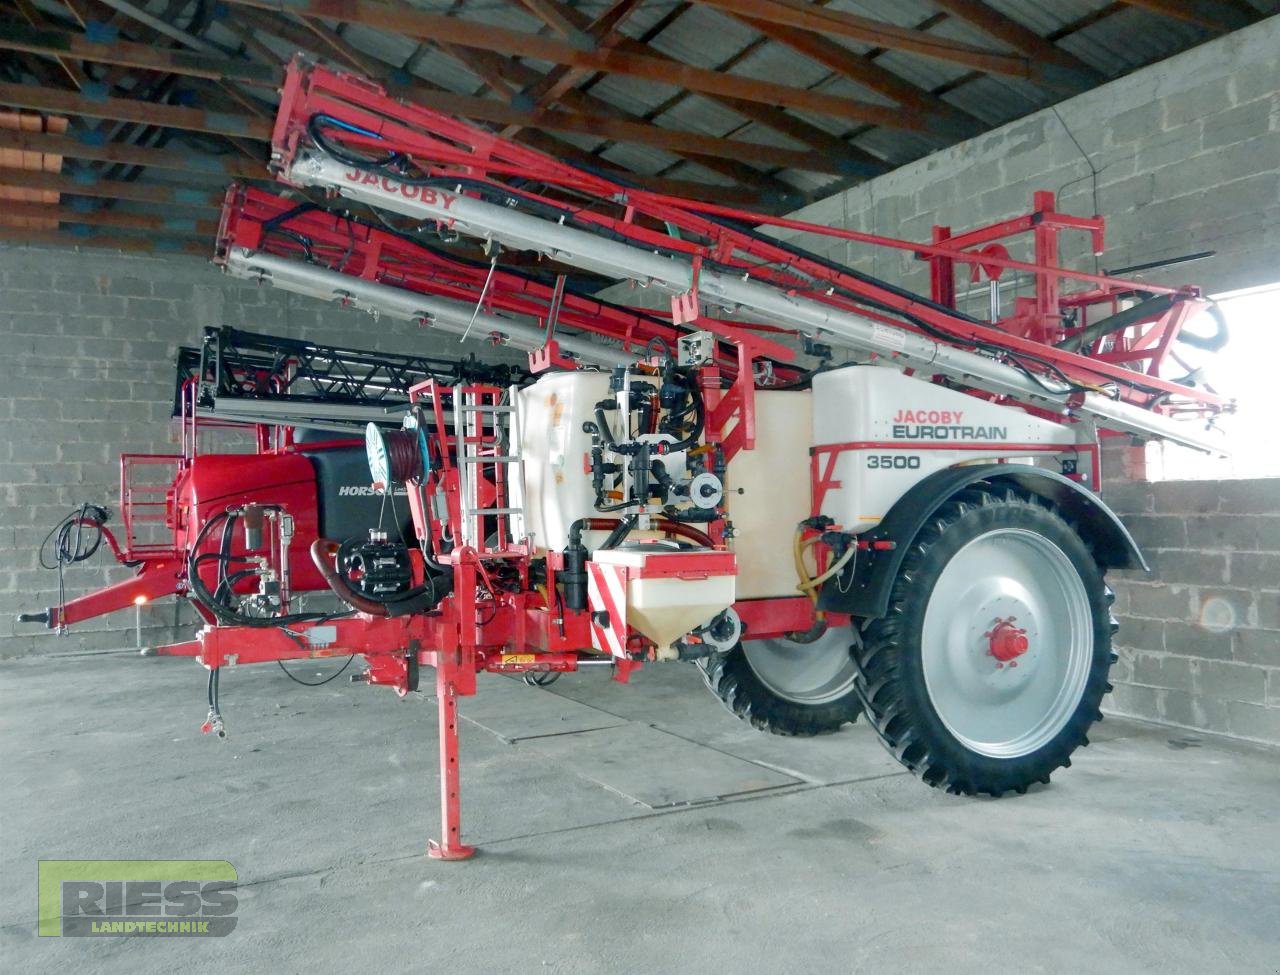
[789,531,835,644]
[188,508,343,628]
[1176,301,1229,352]
[1055,294,1176,352]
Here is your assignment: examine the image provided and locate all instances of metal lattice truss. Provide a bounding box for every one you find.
[193,323,528,406]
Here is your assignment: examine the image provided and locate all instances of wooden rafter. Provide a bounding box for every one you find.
[723,12,983,141]
[0,127,268,178]
[1116,0,1253,32]
[0,21,280,87]
[510,0,582,40]
[2,198,219,234]
[0,164,224,207]
[0,82,272,140]
[10,0,86,88]
[53,0,172,173]
[511,0,886,179]
[63,0,277,167]
[443,41,803,195]
[499,0,645,139]
[219,0,940,127]
[926,0,1103,90]
[689,0,1038,78]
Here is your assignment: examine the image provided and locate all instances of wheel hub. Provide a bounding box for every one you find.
[920,528,1094,759]
[740,627,859,706]
[986,617,1030,666]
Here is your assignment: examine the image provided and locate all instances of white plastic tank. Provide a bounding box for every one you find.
[518,371,612,552]
[724,390,813,599]
[812,365,1078,533]
[591,546,736,658]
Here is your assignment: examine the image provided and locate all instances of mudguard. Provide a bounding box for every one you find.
[817,463,1147,620]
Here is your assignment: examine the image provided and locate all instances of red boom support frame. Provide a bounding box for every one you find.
[258,59,1224,415]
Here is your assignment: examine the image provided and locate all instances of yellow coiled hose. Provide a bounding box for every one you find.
[793,527,856,622]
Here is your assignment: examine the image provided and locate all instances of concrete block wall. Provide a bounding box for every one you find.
[1103,474,1280,746]
[0,245,524,658]
[770,17,1280,745]
[777,15,1279,303]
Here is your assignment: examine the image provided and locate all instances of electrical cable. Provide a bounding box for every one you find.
[277,654,355,686]
[40,504,117,625]
[39,504,107,570]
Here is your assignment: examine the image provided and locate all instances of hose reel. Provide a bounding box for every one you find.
[366,418,429,487]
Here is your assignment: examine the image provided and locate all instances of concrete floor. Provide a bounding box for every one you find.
[2,650,1277,974]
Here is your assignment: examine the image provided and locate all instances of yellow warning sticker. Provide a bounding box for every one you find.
[500,654,538,665]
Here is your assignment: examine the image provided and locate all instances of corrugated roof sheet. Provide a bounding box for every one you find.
[13,0,1280,239]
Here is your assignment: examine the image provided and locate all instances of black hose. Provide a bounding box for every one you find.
[187,508,342,628]
[277,656,355,686]
[593,405,621,450]
[1176,301,1229,352]
[39,504,109,570]
[601,515,639,550]
[1055,294,1177,352]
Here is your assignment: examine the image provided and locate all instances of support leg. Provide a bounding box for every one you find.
[427,670,476,860]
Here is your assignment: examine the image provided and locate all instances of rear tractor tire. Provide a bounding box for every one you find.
[854,486,1117,796]
[700,627,862,736]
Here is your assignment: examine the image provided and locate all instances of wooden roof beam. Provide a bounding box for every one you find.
[442,42,801,196]
[689,0,1040,78]
[512,0,885,178]
[220,0,936,128]
[10,0,87,88]
[1,198,219,234]
[0,163,224,207]
[1116,0,1253,32]
[0,127,269,178]
[0,81,272,140]
[510,0,584,41]
[926,0,1104,90]
[725,12,983,141]
[500,0,645,138]
[0,20,281,87]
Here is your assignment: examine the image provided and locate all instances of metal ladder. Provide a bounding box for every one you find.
[452,384,527,553]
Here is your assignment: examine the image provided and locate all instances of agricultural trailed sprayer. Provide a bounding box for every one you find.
[27,57,1232,860]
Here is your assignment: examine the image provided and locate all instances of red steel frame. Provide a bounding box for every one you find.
[143,58,1234,860]
[216,183,799,384]
[260,58,1225,416]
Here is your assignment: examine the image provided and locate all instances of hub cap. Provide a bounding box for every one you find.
[921,528,1093,759]
[742,627,857,706]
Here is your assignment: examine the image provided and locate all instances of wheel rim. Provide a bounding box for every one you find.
[921,528,1093,759]
[741,628,857,706]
